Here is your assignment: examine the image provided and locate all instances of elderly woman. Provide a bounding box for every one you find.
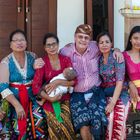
[0,29,48,139]
[32,33,76,140]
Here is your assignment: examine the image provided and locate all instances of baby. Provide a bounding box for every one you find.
[37,67,77,104]
[37,67,77,122]
[50,67,76,96]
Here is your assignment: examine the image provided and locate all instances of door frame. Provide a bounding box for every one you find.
[84,0,114,41]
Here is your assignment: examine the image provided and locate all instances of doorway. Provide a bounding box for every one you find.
[92,0,108,40]
[85,0,114,41]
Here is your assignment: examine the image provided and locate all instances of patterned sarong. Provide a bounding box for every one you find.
[45,100,76,140]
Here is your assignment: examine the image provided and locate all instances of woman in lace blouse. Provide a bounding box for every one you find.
[0,29,48,139]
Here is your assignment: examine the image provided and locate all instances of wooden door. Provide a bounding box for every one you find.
[26,0,57,57]
[0,0,57,60]
[84,0,114,40]
[0,0,20,59]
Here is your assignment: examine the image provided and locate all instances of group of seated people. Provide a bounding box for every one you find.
[0,24,140,140]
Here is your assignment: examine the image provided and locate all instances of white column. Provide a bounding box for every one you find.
[114,0,125,51]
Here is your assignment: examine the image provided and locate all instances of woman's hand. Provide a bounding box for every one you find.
[14,103,26,120]
[33,58,45,69]
[113,49,124,63]
[105,101,115,114]
[129,82,139,102]
[45,80,59,95]
[4,94,26,120]
[0,109,6,121]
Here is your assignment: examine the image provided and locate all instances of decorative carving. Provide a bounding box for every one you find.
[119,0,140,18]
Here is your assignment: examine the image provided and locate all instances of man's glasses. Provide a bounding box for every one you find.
[77,35,90,41]
[45,42,58,48]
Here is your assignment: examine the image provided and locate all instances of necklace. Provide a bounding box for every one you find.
[50,59,60,70]
[16,58,25,68]
[12,53,26,69]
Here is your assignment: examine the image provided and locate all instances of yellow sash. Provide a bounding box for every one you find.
[131,80,140,111]
[133,80,140,88]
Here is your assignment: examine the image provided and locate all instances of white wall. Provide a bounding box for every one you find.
[58,0,125,50]
[57,0,84,48]
[114,0,125,51]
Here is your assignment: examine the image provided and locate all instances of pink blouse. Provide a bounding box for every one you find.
[123,51,140,94]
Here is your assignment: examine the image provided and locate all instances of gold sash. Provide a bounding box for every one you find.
[131,80,140,111]
[133,80,140,88]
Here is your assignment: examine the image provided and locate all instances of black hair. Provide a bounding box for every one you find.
[9,29,27,42]
[125,26,140,51]
[96,31,112,43]
[65,68,77,81]
[43,33,59,45]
